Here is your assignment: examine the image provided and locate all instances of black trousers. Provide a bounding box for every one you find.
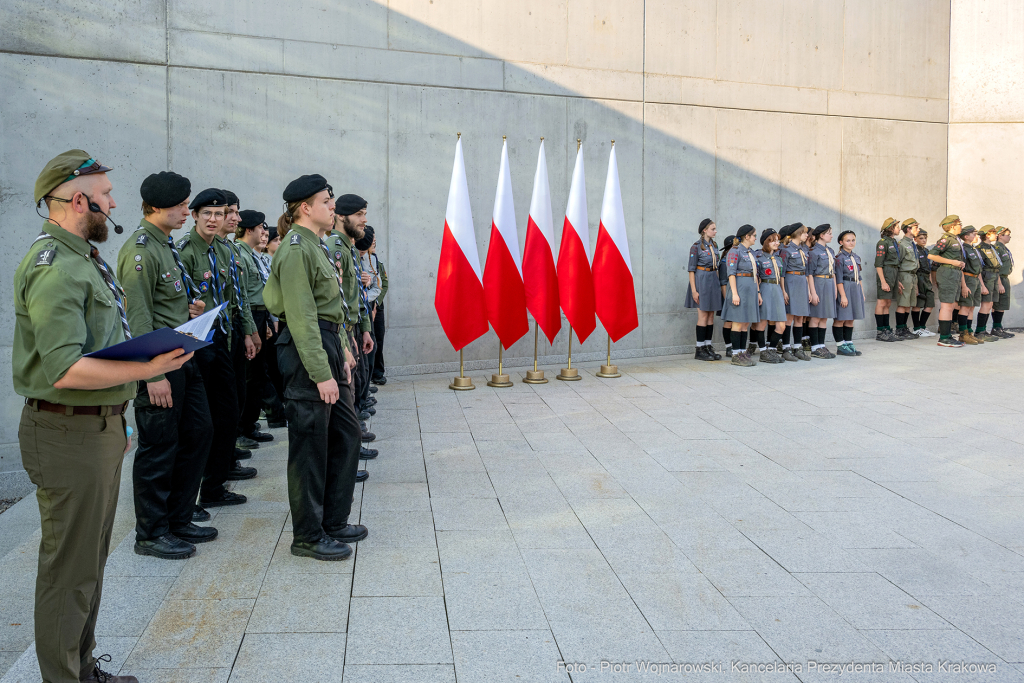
[262,317,286,421]
[240,308,272,435]
[132,358,213,541]
[372,303,386,378]
[232,325,249,436]
[354,331,371,409]
[195,329,240,500]
[277,324,361,543]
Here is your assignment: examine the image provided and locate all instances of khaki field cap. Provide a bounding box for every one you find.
[903,218,919,227]
[998,226,1010,234]
[34,149,112,205]
[979,224,996,235]
[940,214,960,228]
[881,217,898,233]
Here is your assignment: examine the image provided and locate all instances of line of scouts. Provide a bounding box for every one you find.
[12,151,386,683]
[685,215,1015,367]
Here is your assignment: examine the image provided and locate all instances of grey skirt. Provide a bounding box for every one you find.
[808,277,836,319]
[835,281,865,321]
[784,273,810,317]
[685,269,723,312]
[722,276,761,323]
[759,282,787,322]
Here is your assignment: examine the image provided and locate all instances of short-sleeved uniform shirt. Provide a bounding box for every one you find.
[687,239,719,272]
[993,242,1014,276]
[929,231,966,304]
[13,222,136,405]
[781,243,808,274]
[874,237,900,269]
[754,249,783,281]
[898,236,919,272]
[726,244,757,278]
[808,244,835,277]
[835,250,862,282]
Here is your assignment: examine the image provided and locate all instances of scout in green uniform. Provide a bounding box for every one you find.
[370,232,389,384]
[974,225,1003,342]
[17,150,191,683]
[911,230,937,336]
[956,226,987,344]
[116,171,216,560]
[235,210,278,444]
[893,219,921,340]
[264,174,366,561]
[873,217,901,341]
[987,226,1016,337]
[176,189,254,508]
[929,215,968,347]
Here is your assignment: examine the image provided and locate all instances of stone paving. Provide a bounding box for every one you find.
[1,338,1024,682]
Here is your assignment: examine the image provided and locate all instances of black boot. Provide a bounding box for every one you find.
[171,522,219,544]
[291,535,352,561]
[134,533,196,560]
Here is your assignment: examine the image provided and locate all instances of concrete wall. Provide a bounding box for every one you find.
[0,0,976,484]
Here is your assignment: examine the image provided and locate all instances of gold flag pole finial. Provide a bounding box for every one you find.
[611,139,615,146]
[557,326,581,381]
[457,132,461,139]
[503,135,507,142]
[577,138,581,151]
[524,321,547,384]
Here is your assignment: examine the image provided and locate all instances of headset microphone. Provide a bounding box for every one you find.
[86,197,123,234]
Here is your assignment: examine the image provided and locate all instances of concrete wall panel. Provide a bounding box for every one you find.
[644,0,717,80]
[567,0,645,72]
[950,0,1024,122]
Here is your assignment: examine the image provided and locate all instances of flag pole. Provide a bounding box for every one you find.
[557,325,581,381]
[449,348,475,391]
[524,321,547,384]
[487,342,513,387]
[596,334,620,378]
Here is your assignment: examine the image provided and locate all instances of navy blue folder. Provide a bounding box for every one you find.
[85,326,215,362]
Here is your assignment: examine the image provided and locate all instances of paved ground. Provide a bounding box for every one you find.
[1,338,1023,682]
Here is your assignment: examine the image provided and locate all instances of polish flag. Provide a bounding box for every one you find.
[593,144,638,342]
[483,140,529,349]
[435,137,489,351]
[522,139,561,344]
[557,144,596,343]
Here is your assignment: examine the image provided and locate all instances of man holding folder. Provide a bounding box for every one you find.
[117,171,217,560]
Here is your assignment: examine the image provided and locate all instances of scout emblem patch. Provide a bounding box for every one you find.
[200,281,209,292]
[134,254,142,262]
[35,249,55,266]
[203,271,211,280]
[290,233,301,245]
[136,265,143,271]
[136,233,148,246]
[174,280,182,292]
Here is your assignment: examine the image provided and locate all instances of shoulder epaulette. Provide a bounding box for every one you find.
[135,233,148,247]
[35,246,56,267]
[290,233,301,246]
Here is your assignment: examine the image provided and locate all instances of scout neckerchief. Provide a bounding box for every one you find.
[250,245,269,284]
[206,243,228,334]
[317,238,349,329]
[218,238,247,311]
[351,245,370,318]
[983,242,1002,267]
[166,236,201,303]
[769,252,780,281]
[701,238,719,270]
[891,235,901,262]
[843,249,860,283]
[744,245,759,283]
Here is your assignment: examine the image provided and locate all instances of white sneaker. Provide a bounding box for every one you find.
[914,328,927,336]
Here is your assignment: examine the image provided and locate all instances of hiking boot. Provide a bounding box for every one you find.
[746,342,760,364]
[802,338,812,354]
[707,346,722,360]
[794,347,811,361]
[811,347,833,359]
[994,327,1015,338]
[896,327,918,340]
[731,350,755,367]
[725,346,733,358]
[781,348,799,362]
[848,343,862,356]
[937,336,965,347]
[759,348,784,364]
[876,329,898,342]
[961,331,981,345]
[836,343,857,357]
[82,655,138,682]
[975,330,999,342]
[694,345,711,361]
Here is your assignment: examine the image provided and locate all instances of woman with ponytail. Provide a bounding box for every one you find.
[806,224,838,358]
[685,218,723,361]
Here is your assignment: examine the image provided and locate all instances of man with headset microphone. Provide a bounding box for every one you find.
[15,149,192,683]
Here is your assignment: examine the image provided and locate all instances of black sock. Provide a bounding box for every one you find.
[696,325,706,343]
[705,325,715,343]
[896,312,908,328]
[920,309,931,326]
[832,325,843,342]
[770,329,781,346]
[875,313,886,330]
[731,330,743,349]
[783,325,792,346]
[957,314,968,331]
[803,323,811,341]
[844,326,853,342]
[993,311,1004,328]
[977,312,989,331]
[911,310,921,328]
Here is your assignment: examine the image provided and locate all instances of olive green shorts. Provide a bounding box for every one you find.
[915,274,934,309]
[995,274,1012,311]
[896,271,918,307]
[876,266,898,300]
[936,266,961,304]
[981,272,999,303]
[958,274,981,308]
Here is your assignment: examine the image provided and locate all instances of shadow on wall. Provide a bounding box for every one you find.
[0,0,961,375]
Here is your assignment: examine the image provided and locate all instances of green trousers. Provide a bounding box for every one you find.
[19,404,126,683]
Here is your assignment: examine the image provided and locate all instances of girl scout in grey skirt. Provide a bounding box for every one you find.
[807,224,837,359]
[723,225,761,367]
[719,235,736,357]
[834,230,865,357]
[752,229,788,364]
[780,224,811,360]
[686,218,723,361]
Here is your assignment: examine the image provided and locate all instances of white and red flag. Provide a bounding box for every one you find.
[522,139,561,344]
[556,144,596,342]
[483,139,529,349]
[435,137,488,351]
[593,144,638,342]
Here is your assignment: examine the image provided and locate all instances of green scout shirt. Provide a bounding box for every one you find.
[13,222,135,405]
[962,242,983,275]
[978,242,1003,272]
[176,228,254,343]
[375,256,388,304]
[328,230,372,334]
[116,219,189,382]
[874,236,900,268]
[993,242,1014,276]
[898,236,919,272]
[929,231,964,265]
[220,237,257,335]
[235,240,267,307]
[264,224,345,384]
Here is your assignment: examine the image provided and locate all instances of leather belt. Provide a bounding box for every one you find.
[786,271,804,275]
[842,279,861,283]
[814,274,832,278]
[983,268,1000,273]
[696,266,715,272]
[28,398,127,417]
[761,278,779,285]
[964,271,979,278]
[251,304,268,311]
[735,273,754,278]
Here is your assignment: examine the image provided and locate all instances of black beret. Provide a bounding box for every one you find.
[335,193,367,216]
[736,224,756,240]
[723,235,737,250]
[267,225,279,241]
[141,171,191,209]
[189,188,227,211]
[837,230,856,243]
[812,223,832,236]
[221,189,240,207]
[760,228,778,244]
[698,218,714,234]
[238,210,265,229]
[779,224,795,239]
[354,225,374,251]
[283,174,332,203]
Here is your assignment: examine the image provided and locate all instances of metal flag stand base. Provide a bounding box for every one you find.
[556,326,581,381]
[449,349,475,390]
[596,335,620,378]
[523,323,547,384]
[487,344,513,388]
